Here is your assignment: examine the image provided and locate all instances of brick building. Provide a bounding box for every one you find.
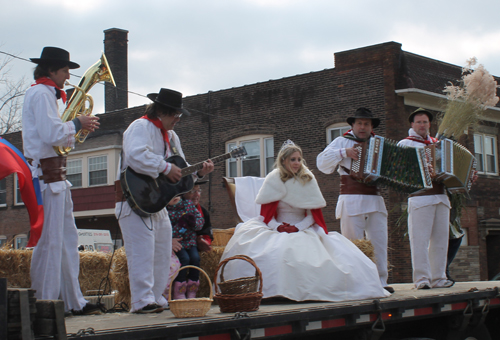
[1,31,499,284]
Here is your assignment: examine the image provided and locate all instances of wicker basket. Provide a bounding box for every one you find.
[214,255,263,313]
[212,228,235,247]
[168,265,213,318]
[217,255,259,294]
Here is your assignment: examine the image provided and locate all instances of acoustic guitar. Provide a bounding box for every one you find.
[120,146,247,217]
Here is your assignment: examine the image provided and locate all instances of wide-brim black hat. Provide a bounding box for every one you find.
[194,179,209,185]
[408,108,433,123]
[147,88,191,116]
[346,107,380,128]
[30,46,80,69]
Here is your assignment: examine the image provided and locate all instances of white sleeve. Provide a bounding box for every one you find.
[32,90,76,148]
[294,211,315,231]
[123,123,168,179]
[267,217,281,230]
[316,138,347,174]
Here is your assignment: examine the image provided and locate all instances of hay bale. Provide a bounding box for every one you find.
[78,251,113,295]
[0,246,32,288]
[109,247,130,306]
[198,246,225,298]
[351,239,376,263]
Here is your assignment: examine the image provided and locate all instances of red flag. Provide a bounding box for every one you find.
[0,137,44,247]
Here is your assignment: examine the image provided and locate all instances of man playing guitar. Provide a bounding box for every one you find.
[115,88,213,313]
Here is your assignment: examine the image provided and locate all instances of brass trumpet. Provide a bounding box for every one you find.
[54,53,116,156]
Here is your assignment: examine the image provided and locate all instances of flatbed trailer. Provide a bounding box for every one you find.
[58,282,500,340]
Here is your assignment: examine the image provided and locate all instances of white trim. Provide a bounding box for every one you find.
[395,88,500,123]
[73,208,115,218]
[69,145,122,155]
[13,174,24,206]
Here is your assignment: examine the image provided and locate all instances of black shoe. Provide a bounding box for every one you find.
[73,302,103,316]
[134,303,164,314]
[384,286,395,294]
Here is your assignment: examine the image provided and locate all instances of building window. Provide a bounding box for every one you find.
[327,123,350,144]
[67,159,83,187]
[226,135,274,177]
[0,236,7,248]
[474,134,497,175]
[0,178,6,207]
[14,234,27,250]
[89,155,108,186]
[14,174,24,206]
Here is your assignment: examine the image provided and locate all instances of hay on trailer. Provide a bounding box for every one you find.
[351,239,375,263]
[109,247,131,306]
[0,245,32,288]
[78,250,113,295]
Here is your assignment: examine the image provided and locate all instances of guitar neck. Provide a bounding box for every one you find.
[180,152,233,177]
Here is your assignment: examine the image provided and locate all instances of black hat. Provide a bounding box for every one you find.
[346,107,380,128]
[194,179,209,185]
[30,46,80,69]
[147,88,191,116]
[408,108,433,123]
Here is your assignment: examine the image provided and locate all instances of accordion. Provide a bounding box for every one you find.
[350,136,476,194]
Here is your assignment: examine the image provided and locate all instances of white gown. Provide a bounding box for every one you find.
[220,200,390,302]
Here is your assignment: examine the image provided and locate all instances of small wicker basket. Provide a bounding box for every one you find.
[214,255,263,313]
[168,265,213,318]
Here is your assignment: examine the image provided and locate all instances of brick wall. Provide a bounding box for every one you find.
[449,246,481,281]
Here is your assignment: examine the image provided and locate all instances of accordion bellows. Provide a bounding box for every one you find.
[350,136,476,194]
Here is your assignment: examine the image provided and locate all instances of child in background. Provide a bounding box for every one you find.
[167,196,204,299]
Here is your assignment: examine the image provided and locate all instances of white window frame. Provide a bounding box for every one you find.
[88,155,108,186]
[0,178,6,207]
[0,235,7,248]
[14,174,24,206]
[226,135,274,177]
[67,158,83,188]
[474,133,498,175]
[326,123,350,144]
[14,234,27,250]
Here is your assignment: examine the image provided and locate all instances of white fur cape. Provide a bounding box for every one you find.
[255,169,326,209]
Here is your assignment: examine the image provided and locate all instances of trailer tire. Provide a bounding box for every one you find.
[462,323,491,340]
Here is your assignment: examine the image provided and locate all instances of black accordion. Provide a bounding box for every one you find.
[350,136,476,194]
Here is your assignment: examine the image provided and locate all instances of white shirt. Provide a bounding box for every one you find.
[317,133,387,217]
[397,129,450,209]
[22,84,76,192]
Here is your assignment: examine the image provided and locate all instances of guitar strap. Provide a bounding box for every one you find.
[168,134,180,157]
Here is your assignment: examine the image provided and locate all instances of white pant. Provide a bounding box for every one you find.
[30,185,87,312]
[340,208,388,287]
[408,201,450,287]
[118,209,172,312]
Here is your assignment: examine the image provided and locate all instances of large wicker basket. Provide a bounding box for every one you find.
[217,255,259,295]
[212,228,235,247]
[214,255,263,313]
[168,265,213,318]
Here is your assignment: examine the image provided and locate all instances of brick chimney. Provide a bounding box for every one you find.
[104,28,128,112]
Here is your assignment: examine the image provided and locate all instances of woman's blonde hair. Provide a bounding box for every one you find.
[275,143,313,184]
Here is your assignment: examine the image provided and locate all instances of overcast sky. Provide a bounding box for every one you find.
[1,0,500,114]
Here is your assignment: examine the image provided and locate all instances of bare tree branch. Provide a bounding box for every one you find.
[0,51,27,135]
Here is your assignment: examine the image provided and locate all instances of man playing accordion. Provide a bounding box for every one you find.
[317,108,393,294]
[397,108,454,290]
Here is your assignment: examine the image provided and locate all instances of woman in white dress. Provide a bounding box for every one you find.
[219,140,390,302]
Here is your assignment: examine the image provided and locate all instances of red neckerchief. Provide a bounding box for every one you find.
[32,77,67,104]
[343,129,375,142]
[140,115,171,150]
[404,136,438,145]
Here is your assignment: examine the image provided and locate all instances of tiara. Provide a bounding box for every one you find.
[280,139,296,151]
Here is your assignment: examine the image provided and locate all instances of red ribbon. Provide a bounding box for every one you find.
[32,77,67,104]
[140,115,171,149]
